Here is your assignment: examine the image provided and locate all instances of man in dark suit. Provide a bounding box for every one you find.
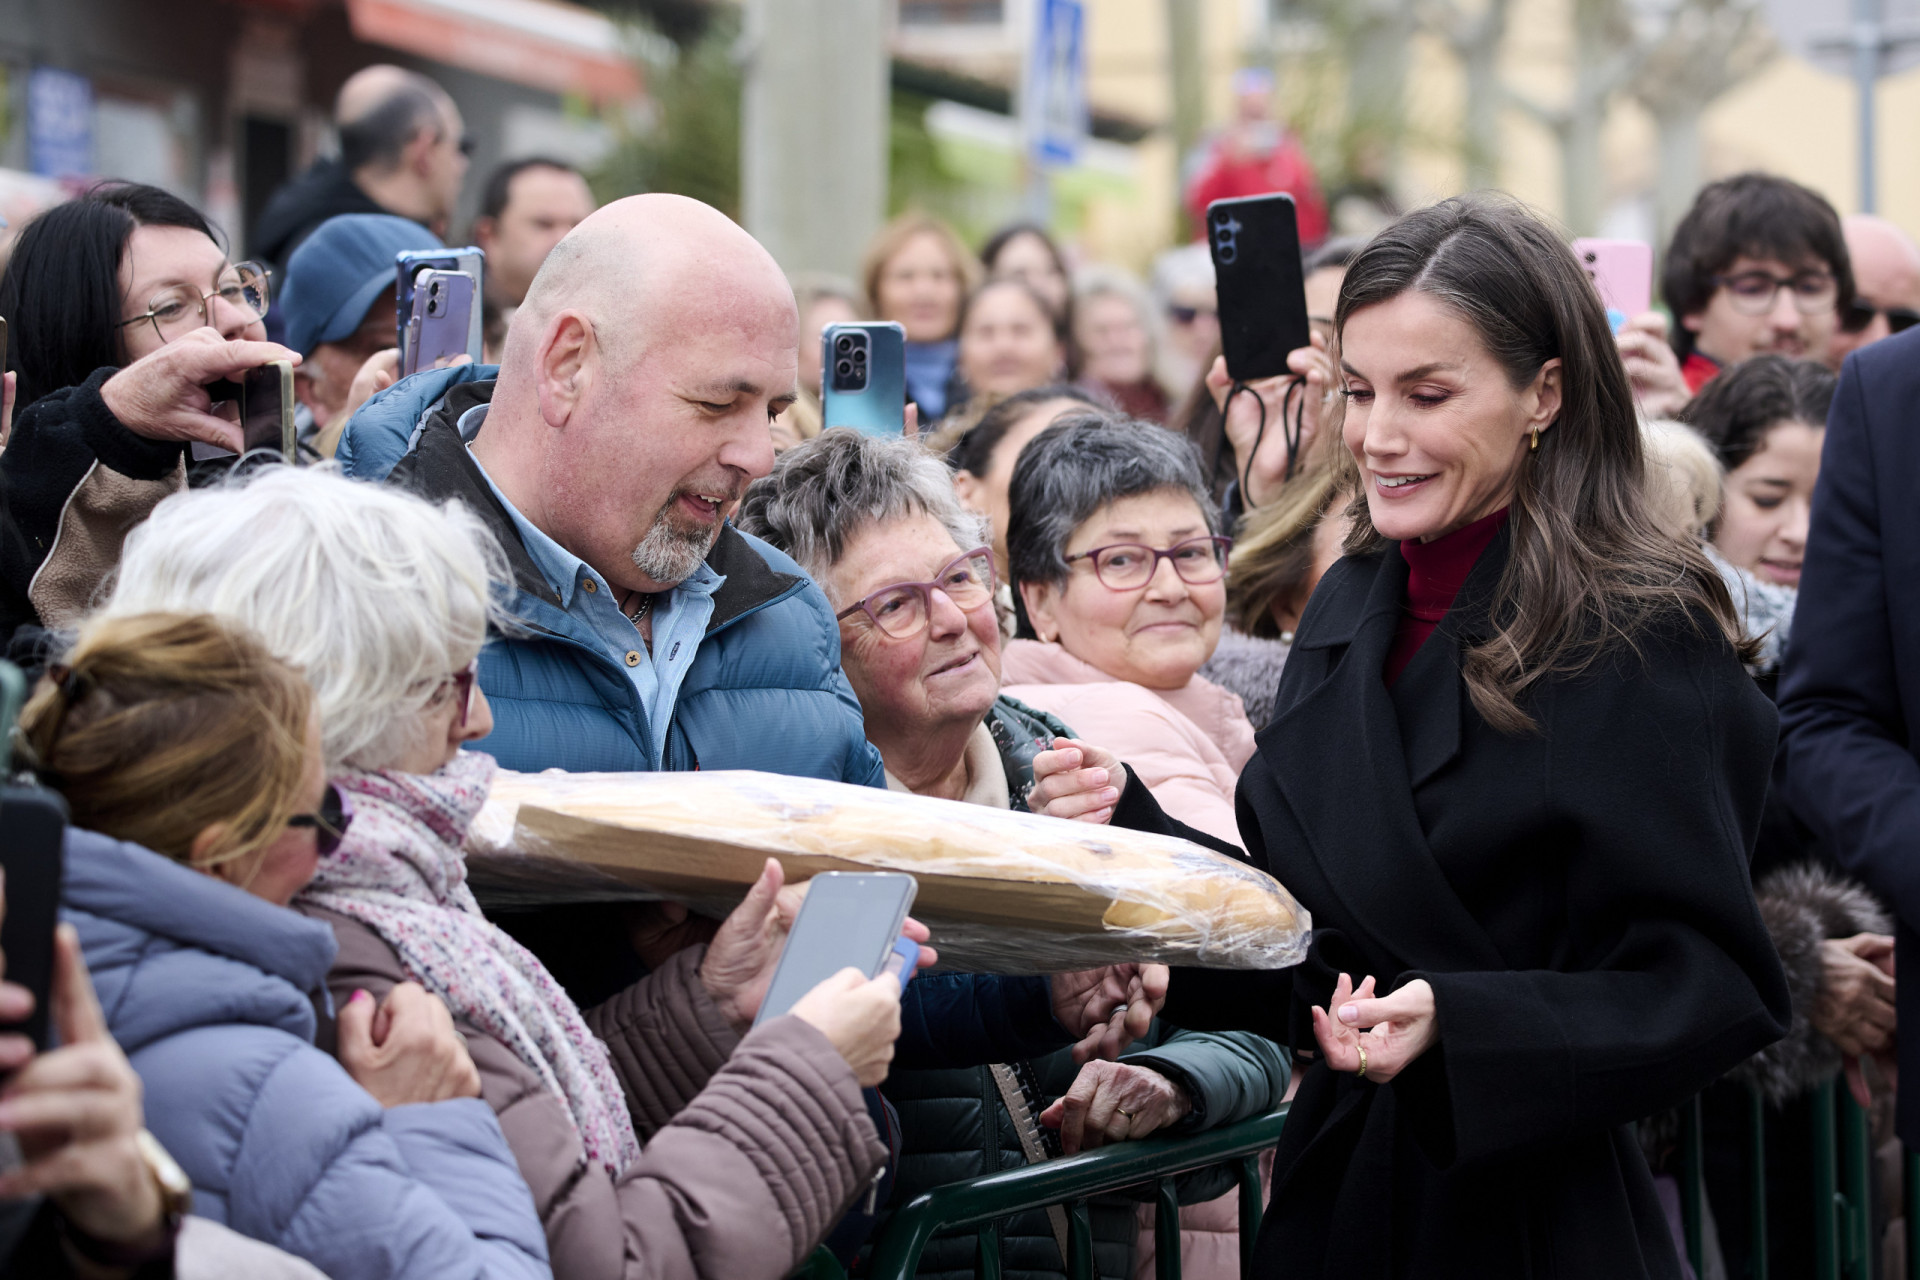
[1779,322,1920,1142]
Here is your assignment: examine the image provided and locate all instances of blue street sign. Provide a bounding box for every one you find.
[1023,0,1087,169]
[28,67,92,179]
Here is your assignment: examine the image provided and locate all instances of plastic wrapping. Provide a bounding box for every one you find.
[465,769,1309,973]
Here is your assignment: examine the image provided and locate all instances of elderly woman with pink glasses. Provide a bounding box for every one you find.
[998,415,1257,849]
[738,428,1288,1280]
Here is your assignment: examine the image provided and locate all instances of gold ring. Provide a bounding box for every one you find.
[1355,1043,1368,1081]
[1116,1109,1134,1119]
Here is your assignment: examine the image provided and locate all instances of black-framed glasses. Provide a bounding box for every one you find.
[1841,299,1920,335]
[1712,269,1838,317]
[835,547,997,640]
[1065,535,1233,591]
[118,261,271,344]
[288,784,354,856]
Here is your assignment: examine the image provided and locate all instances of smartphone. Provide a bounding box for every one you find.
[820,322,908,437]
[1207,193,1312,383]
[753,872,917,1027]
[395,247,485,361]
[1571,238,1653,334]
[402,270,478,378]
[239,360,297,457]
[0,661,67,1055]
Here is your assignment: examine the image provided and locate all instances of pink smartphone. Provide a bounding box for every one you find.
[1571,238,1653,332]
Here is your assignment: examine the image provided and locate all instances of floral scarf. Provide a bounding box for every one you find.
[299,751,642,1176]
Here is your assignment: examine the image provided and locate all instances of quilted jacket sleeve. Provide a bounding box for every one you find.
[140,1023,548,1280]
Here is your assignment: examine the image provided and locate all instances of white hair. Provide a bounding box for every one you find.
[1641,419,1724,541]
[99,465,510,770]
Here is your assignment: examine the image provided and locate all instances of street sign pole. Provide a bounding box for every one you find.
[1856,0,1881,212]
[1020,0,1087,228]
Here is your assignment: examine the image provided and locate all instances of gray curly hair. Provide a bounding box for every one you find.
[735,428,988,605]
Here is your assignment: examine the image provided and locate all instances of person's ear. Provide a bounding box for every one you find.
[1525,358,1563,439]
[471,217,497,254]
[189,824,238,882]
[1680,310,1704,336]
[953,469,986,512]
[534,311,596,430]
[292,363,334,426]
[405,124,438,179]
[1021,579,1061,645]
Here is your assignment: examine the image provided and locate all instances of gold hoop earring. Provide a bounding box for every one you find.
[1529,429,1540,452]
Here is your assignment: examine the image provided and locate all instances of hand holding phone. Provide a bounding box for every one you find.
[0,661,66,1057]
[788,967,904,1088]
[754,872,918,1027]
[396,248,485,359]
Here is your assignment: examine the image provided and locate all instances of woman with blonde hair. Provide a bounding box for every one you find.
[22,610,549,1280]
[862,213,981,423]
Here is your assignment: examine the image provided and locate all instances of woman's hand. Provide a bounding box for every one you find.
[1812,933,1897,1057]
[98,328,301,454]
[337,982,481,1107]
[699,858,937,1032]
[1030,737,1127,824]
[790,968,904,1088]
[1050,964,1169,1063]
[1615,312,1691,420]
[1039,1060,1192,1154]
[0,925,167,1253]
[1206,333,1334,510]
[1311,973,1438,1085]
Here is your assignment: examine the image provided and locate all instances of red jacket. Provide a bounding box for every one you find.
[1186,128,1329,245]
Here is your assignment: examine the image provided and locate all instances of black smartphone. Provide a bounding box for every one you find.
[1207,193,1312,383]
[0,661,67,1054]
[239,360,297,458]
[753,872,917,1027]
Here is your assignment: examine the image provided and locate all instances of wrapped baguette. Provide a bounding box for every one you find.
[465,769,1308,972]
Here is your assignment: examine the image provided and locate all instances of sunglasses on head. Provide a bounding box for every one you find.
[1841,300,1920,335]
[288,784,353,856]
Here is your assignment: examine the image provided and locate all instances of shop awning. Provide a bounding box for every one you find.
[344,0,644,104]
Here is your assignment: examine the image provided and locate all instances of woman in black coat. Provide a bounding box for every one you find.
[1032,196,1791,1278]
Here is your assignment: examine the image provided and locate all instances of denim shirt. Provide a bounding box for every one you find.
[458,404,721,764]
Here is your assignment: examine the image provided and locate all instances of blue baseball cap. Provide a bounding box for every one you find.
[279,214,444,357]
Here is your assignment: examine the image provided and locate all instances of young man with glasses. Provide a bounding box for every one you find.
[1661,172,1854,394]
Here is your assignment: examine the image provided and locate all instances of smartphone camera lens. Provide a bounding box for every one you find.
[837,359,854,378]
[837,335,855,353]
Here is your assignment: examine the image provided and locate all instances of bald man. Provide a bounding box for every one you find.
[1827,214,1920,368]
[341,192,884,785]
[253,65,470,273]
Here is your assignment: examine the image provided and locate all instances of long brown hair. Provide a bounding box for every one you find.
[1225,428,1344,636]
[19,612,315,870]
[1333,196,1751,733]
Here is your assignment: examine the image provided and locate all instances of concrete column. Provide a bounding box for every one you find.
[740,0,889,278]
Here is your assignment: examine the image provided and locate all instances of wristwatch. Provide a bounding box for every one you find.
[59,1129,192,1269]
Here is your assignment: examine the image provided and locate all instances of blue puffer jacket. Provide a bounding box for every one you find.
[63,828,551,1280]
[339,367,884,782]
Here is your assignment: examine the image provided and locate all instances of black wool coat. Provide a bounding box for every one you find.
[1128,527,1790,1280]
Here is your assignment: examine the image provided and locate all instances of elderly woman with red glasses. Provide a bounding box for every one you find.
[996,415,1256,850]
[737,429,1289,1280]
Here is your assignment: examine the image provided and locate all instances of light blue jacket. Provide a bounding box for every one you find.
[340,368,885,782]
[63,828,552,1280]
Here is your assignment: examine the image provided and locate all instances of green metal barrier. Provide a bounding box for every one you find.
[863,1107,1289,1280]
[1674,1078,1878,1280]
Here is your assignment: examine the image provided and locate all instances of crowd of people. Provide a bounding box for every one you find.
[0,52,1916,1280]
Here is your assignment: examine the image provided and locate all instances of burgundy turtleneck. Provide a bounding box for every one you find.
[1383,508,1508,686]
